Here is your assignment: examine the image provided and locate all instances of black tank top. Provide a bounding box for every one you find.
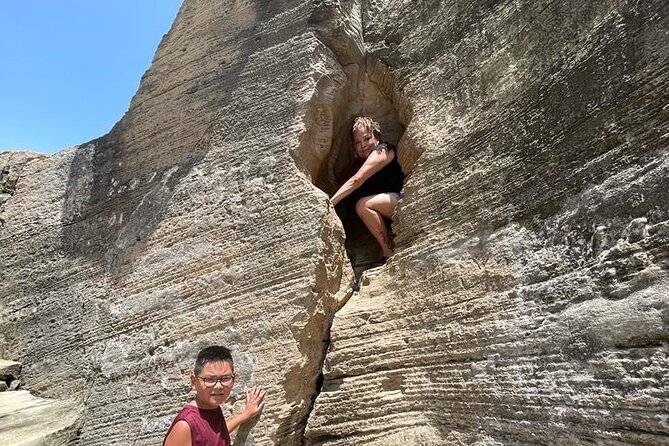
[353,142,405,199]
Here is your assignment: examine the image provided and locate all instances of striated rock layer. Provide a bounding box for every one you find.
[306,0,669,445]
[1,1,668,445]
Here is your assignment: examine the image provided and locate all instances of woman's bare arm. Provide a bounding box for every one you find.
[330,147,394,206]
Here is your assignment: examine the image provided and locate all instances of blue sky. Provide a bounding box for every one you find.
[0,0,183,154]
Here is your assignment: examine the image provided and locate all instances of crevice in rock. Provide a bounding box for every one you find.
[274,206,354,444]
[293,1,414,276]
[287,2,418,444]
[290,316,340,446]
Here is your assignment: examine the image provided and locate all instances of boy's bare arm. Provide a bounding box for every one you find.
[164,420,192,446]
[226,386,266,433]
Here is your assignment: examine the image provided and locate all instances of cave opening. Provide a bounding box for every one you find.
[295,62,410,277]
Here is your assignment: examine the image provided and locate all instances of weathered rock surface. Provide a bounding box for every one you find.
[0,151,47,225]
[306,1,669,445]
[1,1,668,446]
[0,358,22,377]
[0,390,82,446]
[0,358,22,390]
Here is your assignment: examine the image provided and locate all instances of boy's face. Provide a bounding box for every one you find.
[190,360,235,409]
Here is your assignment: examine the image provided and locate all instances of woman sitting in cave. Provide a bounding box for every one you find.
[330,116,405,261]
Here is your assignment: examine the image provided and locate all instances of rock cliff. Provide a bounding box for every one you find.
[1,1,667,445]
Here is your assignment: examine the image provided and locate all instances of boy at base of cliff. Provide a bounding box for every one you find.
[163,345,265,446]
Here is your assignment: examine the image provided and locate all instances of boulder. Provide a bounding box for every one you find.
[0,359,21,380]
[0,359,21,391]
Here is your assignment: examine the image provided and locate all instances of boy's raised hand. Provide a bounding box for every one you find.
[243,385,266,419]
[226,385,266,433]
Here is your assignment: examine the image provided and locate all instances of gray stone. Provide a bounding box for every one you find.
[0,360,20,392]
[0,359,21,380]
[626,217,649,242]
[0,390,82,445]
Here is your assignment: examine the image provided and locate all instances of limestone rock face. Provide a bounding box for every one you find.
[1,1,668,446]
[305,1,669,445]
[0,152,46,225]
[0,390,83,446]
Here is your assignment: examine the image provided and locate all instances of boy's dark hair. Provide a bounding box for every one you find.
[194,346,234,374]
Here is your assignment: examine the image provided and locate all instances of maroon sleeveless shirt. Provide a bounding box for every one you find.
[164,404,231,446]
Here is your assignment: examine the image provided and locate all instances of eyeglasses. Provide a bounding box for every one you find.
[198,375,236,387]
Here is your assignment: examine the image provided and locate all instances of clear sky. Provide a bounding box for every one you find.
[0,0,184,154]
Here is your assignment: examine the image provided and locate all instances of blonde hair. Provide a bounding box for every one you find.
[352,116,381,139]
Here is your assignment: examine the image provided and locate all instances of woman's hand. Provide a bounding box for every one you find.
[330,147,395,206]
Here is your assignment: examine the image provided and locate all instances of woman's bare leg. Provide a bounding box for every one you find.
[355,193,399,258]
